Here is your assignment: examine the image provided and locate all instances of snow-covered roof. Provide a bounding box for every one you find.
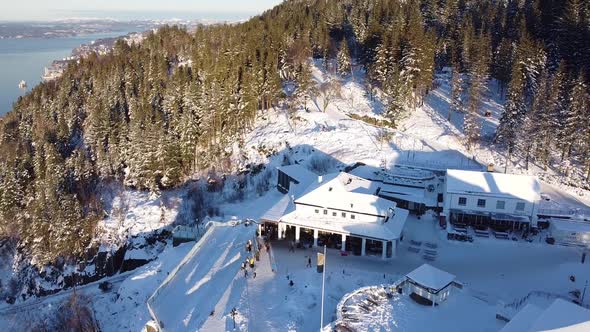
[406,264,456,292]
[379,184,429,205]
[260,192,295,223]
[295,172,392,217]
[281,207,409,241]
[278,164,318,185]
[446,170,541,202]
[501,299,590,332]
[499,304,544,332]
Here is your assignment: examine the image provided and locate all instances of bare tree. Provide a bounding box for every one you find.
[54,292,97,332]
[317,79,341,112]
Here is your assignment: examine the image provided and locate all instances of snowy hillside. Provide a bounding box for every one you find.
[237,63,590,202]
[2,62,589,331]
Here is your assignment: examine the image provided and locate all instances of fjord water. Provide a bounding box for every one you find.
[0,32,130,115]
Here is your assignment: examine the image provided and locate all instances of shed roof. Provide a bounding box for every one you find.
[446,170,541,202]
[405,264,456,291]
[278,164,318,185]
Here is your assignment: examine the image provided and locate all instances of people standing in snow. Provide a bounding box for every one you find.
[289,241,295,252]
[307,256,312,268]
[249,257,255,268]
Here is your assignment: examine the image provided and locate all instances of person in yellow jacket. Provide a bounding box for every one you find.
[249,257,255,268]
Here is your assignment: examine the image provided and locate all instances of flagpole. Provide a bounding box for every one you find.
[320,244,326,330]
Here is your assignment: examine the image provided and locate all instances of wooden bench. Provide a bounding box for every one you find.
[408,246,421,253]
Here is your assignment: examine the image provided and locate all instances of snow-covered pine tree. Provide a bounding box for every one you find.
[337,39,352,76]
[371,36,395,87]
[528,69,552,170]
[496,58,526,156]
[548,62,569,159]
[561,71,589,159]
[0,165,23,234]
[450,64,464,120]
[464,33,490,151]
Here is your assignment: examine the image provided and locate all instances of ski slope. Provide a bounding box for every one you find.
[148,223,256,331]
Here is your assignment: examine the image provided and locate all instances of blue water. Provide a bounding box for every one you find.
[0,31,132,115]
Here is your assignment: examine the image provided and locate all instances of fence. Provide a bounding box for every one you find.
[539,208,590,219]
[497,290,578,321]
[395,159,483,172]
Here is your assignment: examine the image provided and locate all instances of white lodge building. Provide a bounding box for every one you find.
[266,166,409,259]
[443,170,542,231]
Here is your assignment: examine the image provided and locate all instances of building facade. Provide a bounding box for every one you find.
[443,170,542,231]
[263,167,410,259]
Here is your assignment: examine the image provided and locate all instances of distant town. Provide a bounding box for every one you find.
[0,20,155,39]
[42,32,147,82]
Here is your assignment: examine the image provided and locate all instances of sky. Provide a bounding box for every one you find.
[0,0,283,21]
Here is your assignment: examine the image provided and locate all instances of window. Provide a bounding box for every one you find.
[516,202,525,211]
[496,201,505,210]
[351,214,355,220]
[323,209,328,215]
[342,212,347,218]
[458,197,467,206]
[477,199,486,208]
[332,212,337,217]
[315,209,319,214]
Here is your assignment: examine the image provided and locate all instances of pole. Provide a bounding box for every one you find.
[320,245,327,330]
[582,280,588,305]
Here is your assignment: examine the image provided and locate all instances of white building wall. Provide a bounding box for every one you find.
[443,192,539,224]
[405,283,451,305]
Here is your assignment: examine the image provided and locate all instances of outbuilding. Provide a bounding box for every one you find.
[443,170,542,231]
[404,264,456,306]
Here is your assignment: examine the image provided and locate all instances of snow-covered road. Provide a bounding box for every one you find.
[0,270,133,316]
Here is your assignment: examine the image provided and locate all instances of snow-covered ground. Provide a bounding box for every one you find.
[328,285,502,332]
[131,210,590,332]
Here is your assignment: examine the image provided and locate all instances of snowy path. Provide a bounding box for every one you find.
[149,224,255,331]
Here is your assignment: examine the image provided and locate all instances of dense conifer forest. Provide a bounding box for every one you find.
[0,0,589,264]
